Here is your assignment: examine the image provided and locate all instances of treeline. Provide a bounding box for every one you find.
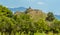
[0,5,60,35]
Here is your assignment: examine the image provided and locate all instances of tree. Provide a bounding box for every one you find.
[0,16,16,35]
[36,19,47,32]
[13,13,31,35]
[51,20,60,33]
[25,7,32,14]
[0,5,13,17]
[46,12,55,21]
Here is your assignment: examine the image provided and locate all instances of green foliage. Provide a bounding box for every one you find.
[46,12,55,21]
[0,5,60,35]
[51,20,60,33]
[0,5,13,17]
[0,16,16,35]
[25,7,32,13]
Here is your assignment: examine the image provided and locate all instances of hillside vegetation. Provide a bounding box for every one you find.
[0,5,60,35]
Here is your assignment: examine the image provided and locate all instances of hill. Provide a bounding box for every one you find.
[26,7,46,21]
[55,15,60,20]
[14,7,47,22]
[9,7,26,12]
[9,7,60,20]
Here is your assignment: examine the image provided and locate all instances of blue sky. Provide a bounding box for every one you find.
[0,0,60,15]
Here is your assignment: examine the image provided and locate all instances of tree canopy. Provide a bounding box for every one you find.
[0,5,60,35]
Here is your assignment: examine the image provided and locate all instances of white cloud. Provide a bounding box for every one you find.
[37,2,45,5]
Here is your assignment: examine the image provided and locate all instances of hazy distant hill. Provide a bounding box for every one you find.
[55,15,60,20]
[9,7,26,12]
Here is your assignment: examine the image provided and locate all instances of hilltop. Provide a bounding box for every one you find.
[14,7,47,22]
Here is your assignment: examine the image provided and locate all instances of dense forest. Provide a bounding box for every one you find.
[0,5,60,35]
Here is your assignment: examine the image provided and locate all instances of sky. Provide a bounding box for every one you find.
[0,0,60,15]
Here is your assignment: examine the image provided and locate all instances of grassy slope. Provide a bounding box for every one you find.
[26,8,46,22]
